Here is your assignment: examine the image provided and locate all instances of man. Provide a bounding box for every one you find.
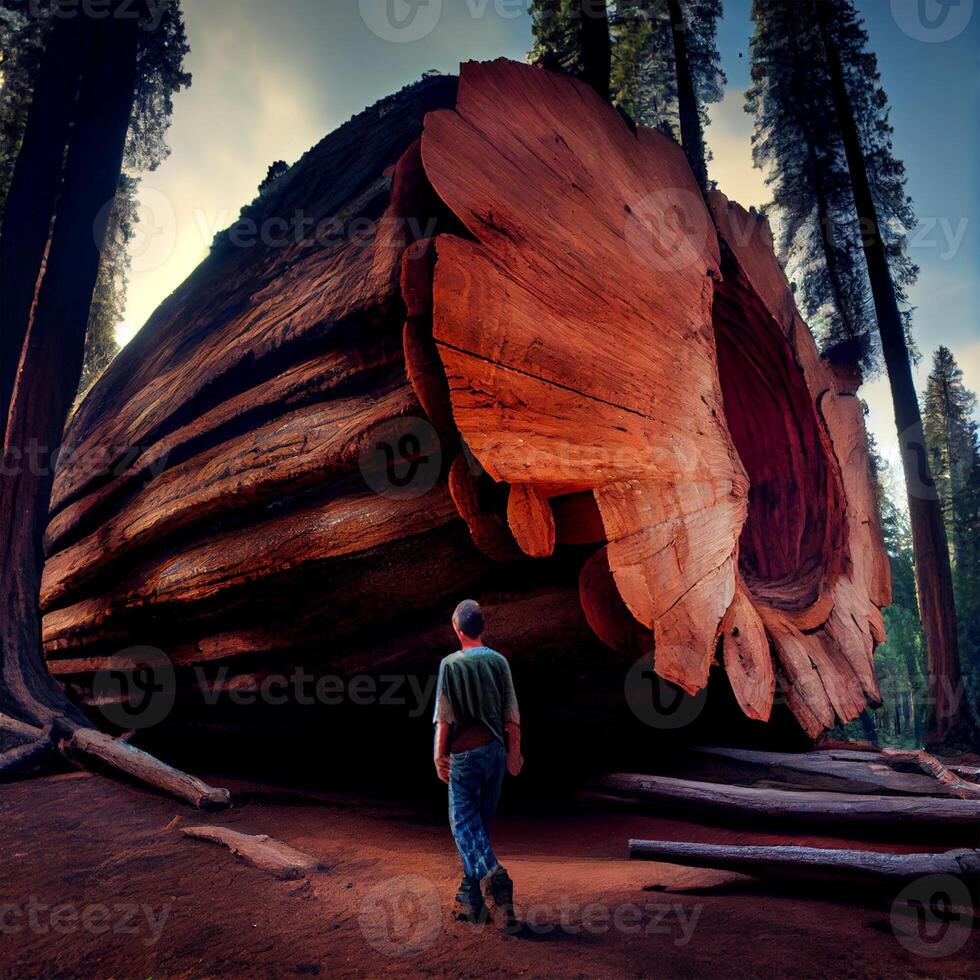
[433,599,523,928]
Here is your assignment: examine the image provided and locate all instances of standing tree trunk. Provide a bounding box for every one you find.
[667,0,708,192]
[814,0,968,747]
[0,5,92,446]
[858,709,878,745]
[0,10,139,741]
[579,0,611,102]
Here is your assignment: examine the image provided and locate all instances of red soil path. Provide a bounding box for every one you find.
[1,771,976,978]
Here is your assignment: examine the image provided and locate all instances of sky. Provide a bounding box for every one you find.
[119,0,979,488]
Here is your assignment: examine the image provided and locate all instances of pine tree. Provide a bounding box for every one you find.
[609,1,724,188]
[530,1,724,189]
[1,1,141,749]
[746,0,916,371]
[922,347,980,728]
[0,0,190,424]
[529,0,580,75]
[923,346,978,566]
[529,0,611,101]
[0,1,50,214]
[846,432,928,747]
[747,0,966,746]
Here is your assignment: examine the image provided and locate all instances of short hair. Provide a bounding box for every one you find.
[452,599,484,639]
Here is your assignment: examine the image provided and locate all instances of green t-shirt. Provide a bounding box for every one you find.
[432,646,520,746]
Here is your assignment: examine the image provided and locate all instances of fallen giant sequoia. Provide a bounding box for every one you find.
[40,60,890,739]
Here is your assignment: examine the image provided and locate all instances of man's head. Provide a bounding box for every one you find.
[452,599,484,644]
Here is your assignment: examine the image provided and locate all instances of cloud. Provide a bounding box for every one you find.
[116,5,327,346]
[705,89,769,210]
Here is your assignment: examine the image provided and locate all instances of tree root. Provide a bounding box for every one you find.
[0,711,46,741]
[0,735,52,777]
[62,727,231,810]
[1,710,230,810]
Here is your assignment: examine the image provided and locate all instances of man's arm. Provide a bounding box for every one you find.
[501,656,523,776]
[434,720,451,783]
[505,720,523,776]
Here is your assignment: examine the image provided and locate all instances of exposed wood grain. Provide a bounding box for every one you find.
[708,193,889,734]
[718,581,775,721]
[692,745,964,797]
[447,454,522,562]
[507,484,556,558]
[423,60,747,694]
[578,546,653,657]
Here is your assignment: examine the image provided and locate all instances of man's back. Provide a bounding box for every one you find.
[433,646,520,749]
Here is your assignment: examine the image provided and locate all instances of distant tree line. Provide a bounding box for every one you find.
[845,347,980,747]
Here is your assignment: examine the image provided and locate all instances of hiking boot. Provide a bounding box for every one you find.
[481,864,516,931]
[452,875,488,924]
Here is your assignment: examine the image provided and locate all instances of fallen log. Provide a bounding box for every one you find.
[596,772,980,826]
[182,825,325,880]
[38,60,891,741]
[692,745,965,797]
[950,764,980,783]
[0,736,52,778]
[810,746,980,799]
[627,839,980,886]
[64,728,231,810]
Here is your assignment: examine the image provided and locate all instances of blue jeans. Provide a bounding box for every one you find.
[448,739,506,881]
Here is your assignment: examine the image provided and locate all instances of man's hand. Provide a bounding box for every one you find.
[434,721,450,783]
[505,720,522,776]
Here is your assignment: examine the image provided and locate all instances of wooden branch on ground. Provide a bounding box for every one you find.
[691,745,964,797]
[595,772,980,826]
[182,825,326,880]
[0,712,46,741]
[628,839,980,886]
[0,737,52,778]
[64,728,231,810]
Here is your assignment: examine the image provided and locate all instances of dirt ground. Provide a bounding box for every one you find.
[0,770,976,979]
